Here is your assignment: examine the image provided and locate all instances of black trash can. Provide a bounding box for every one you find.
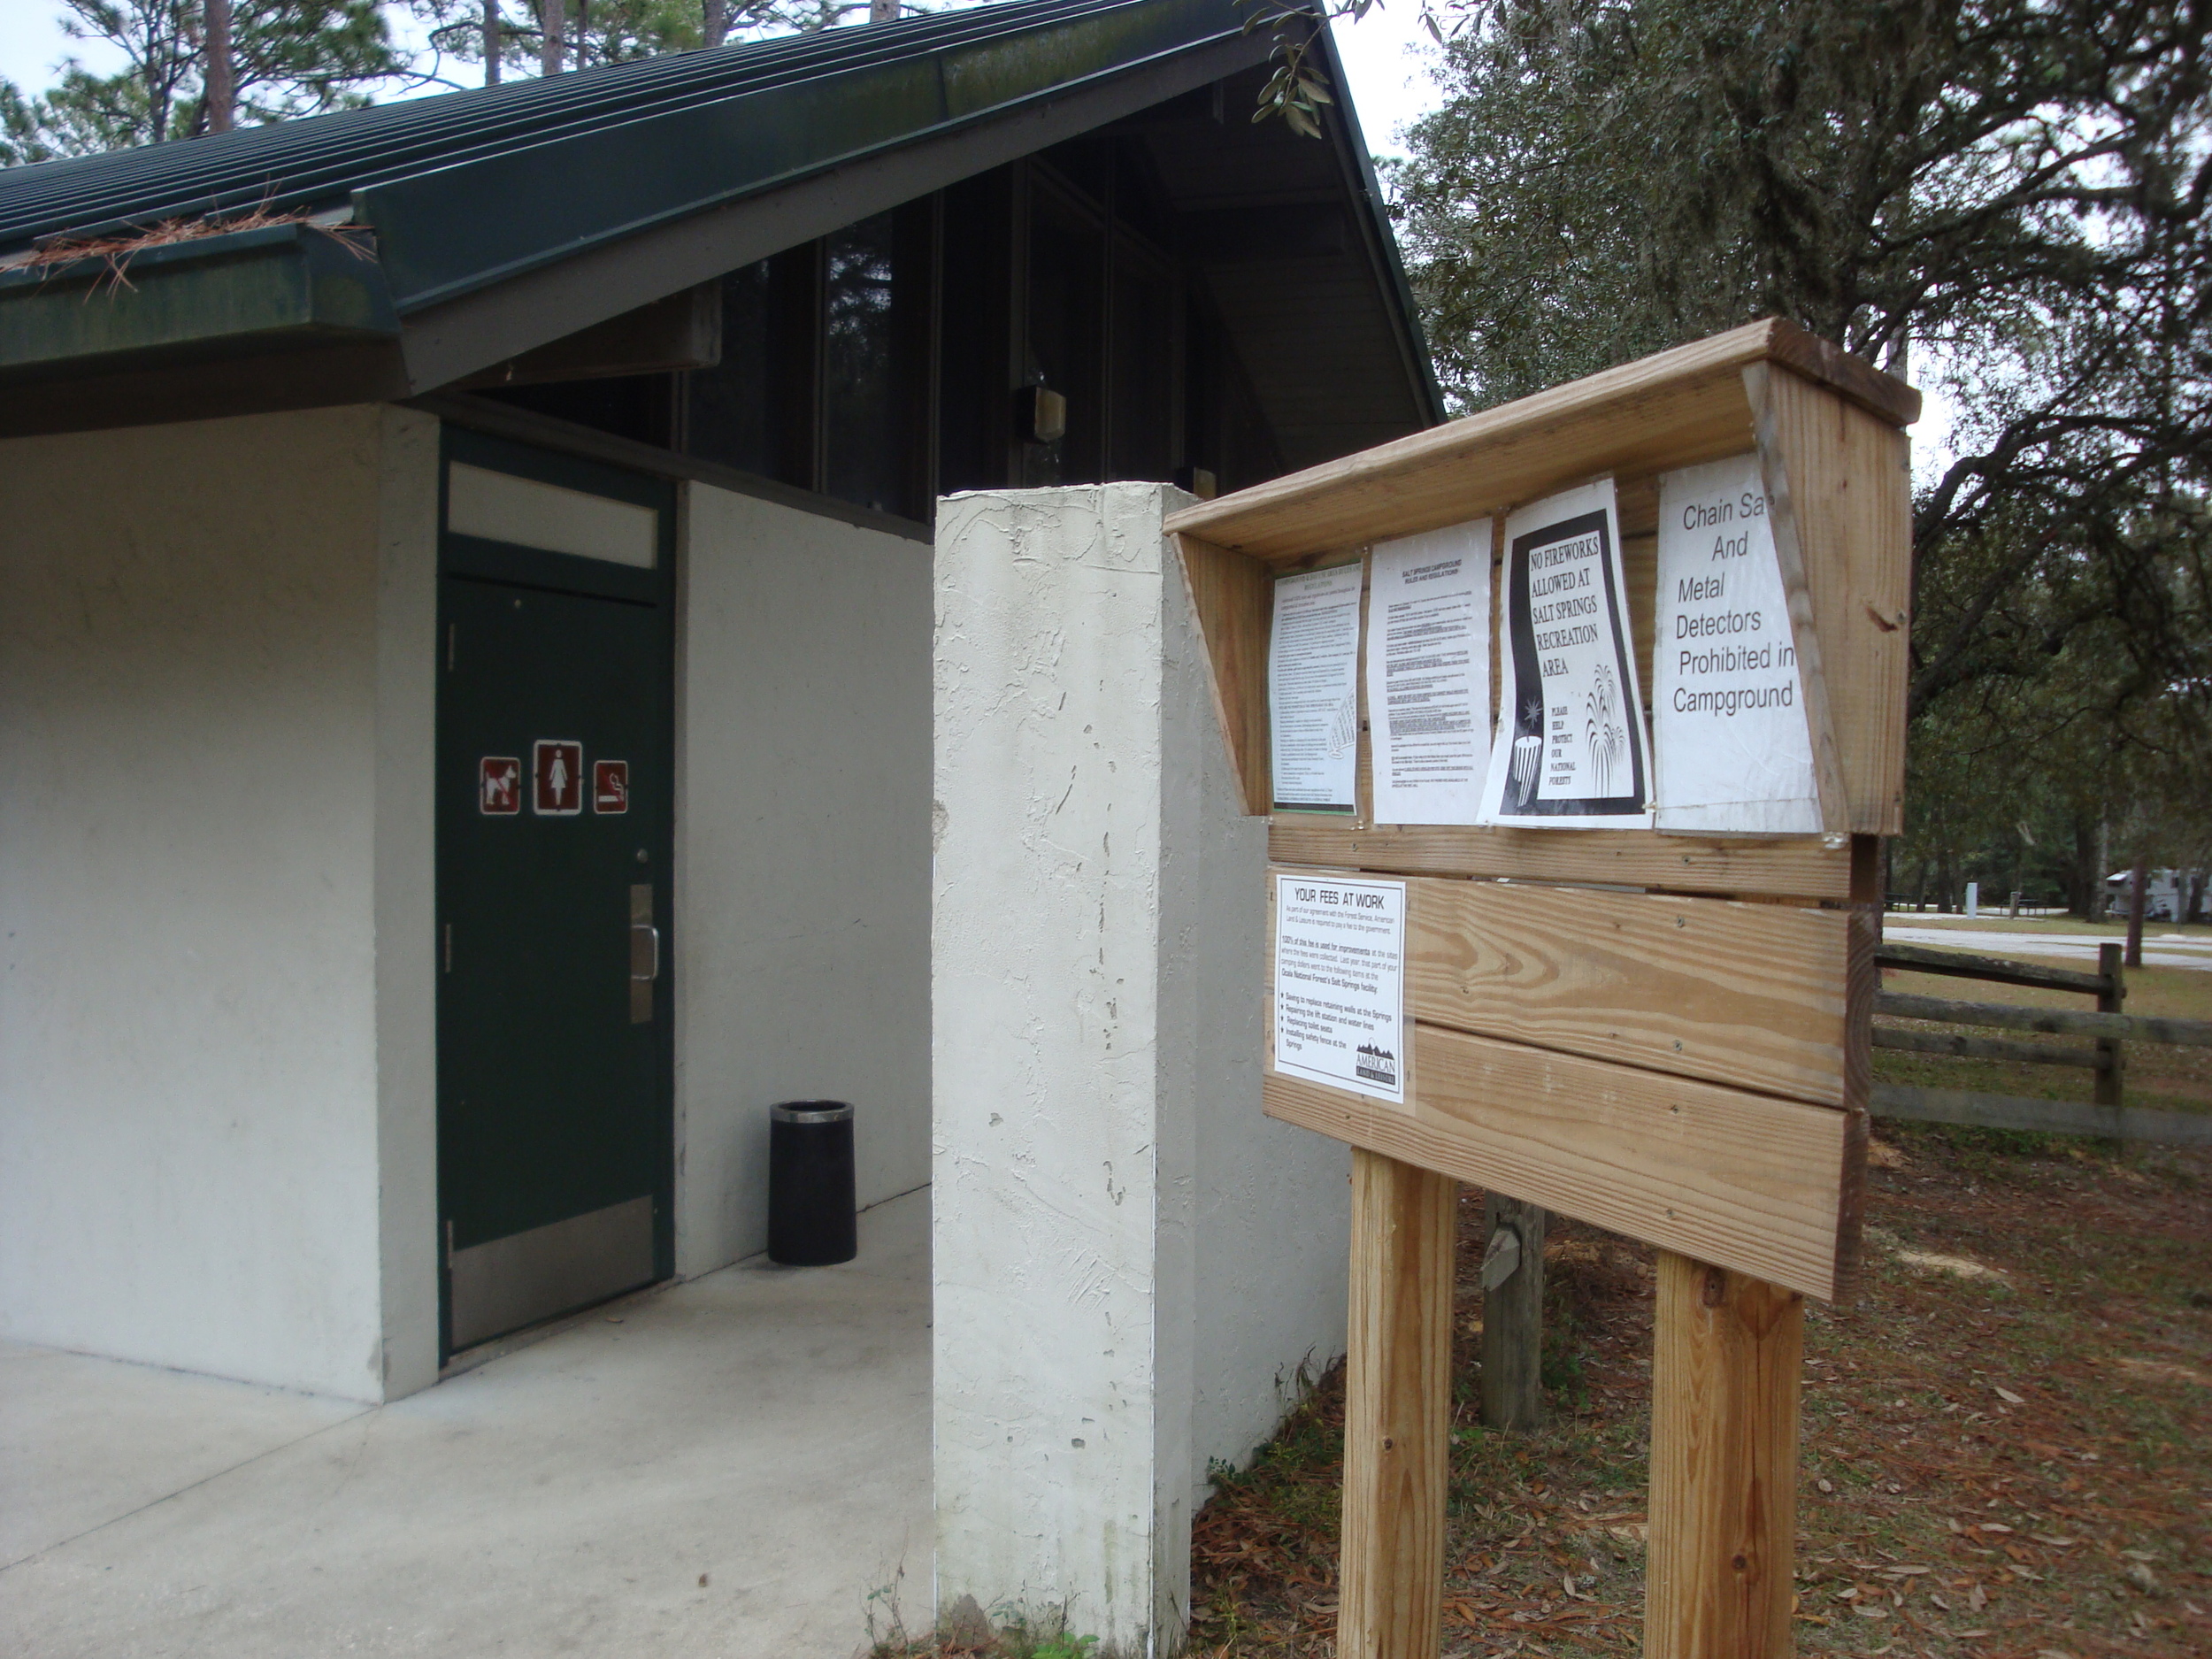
[767,1100,857,1265]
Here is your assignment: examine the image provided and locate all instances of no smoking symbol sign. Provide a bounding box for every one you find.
[593,759,629,814]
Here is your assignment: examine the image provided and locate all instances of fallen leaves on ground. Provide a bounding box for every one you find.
[1185,1128,2211,1659]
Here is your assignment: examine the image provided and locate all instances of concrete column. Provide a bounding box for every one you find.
[932,485,1348,1656]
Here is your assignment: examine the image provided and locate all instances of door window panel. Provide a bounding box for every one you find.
[1109,250,1176,483]
[1025,193,1105,486]
[823,212,910,517]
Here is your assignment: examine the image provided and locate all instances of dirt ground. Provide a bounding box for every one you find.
[1185,1127,2210,1659]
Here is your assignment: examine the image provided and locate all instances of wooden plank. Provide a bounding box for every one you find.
[1871,1082,2212,1146]
[1763,325,1923,429]
[1877,991,2212,1048]
[1270,818,1853,900]
[1163,319,1916,564]
[1623,530,1657,700]
[1755,368,1912,834]
[1265,1026,1859,1301]
[1877,941,2111,995]
[1872,1026,2109,1069]
[1834,851,1878,1298]
[1173,533,1271,816]
[1479,1193,1545,1431]
[1647,1253,1803,1659]
[1746,362,1853,838]
[1339,1148,1456,1659]
[1403,876,1851,1106]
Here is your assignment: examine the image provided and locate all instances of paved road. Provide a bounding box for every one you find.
[1886,925,2212,972]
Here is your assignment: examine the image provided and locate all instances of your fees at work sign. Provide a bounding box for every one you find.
[1273,877,1406,1106]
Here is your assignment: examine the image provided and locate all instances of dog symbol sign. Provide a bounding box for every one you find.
[593,759,629,815]
[480,757,521,815]
[533,740,584,816]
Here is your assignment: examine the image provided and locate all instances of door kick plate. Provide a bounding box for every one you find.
[449,1194,656,1352]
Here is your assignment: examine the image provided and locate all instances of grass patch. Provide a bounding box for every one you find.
[1878,957,2212,1116]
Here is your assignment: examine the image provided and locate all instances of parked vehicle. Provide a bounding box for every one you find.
[2103,867,2192,921]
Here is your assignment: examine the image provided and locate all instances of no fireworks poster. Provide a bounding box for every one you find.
[1479,479,1653,827]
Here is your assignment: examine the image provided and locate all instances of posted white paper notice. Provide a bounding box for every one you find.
[1479,479,1651,826]
[1366,521,1492,825]
[1272,875,1407,1107]
[1655,455,1821,834]
[1269,563,1363,813]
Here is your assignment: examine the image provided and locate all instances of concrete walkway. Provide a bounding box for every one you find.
[2,1188,932,1658]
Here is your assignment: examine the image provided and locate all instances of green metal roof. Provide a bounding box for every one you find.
[0,0,1439,440]
[1,1,1250,314]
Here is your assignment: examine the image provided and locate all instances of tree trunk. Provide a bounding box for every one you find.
[2097,818,2111,917]
[540,0,565,76]
[703,0,726,47]
[2125,850,2150,969]
[204,0,234,133]
[484,0,501,85]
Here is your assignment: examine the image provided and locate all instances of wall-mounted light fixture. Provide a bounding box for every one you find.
[1016,385,1068,445]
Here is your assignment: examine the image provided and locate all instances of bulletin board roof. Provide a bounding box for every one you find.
[1163,318,1918,565]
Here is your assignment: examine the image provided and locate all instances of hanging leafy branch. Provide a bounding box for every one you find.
[1237,0,1452,138]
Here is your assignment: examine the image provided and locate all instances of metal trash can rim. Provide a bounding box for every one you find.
[772,1100,854,1125]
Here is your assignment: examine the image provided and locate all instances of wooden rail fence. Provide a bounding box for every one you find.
[1871,940,2212,1146]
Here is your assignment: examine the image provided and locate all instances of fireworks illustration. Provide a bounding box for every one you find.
[1509,734,1542,804]
[1585,664,1624,796]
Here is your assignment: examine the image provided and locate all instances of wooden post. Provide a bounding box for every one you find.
[1339,1148,1456,1659]
[2096,941,2126,1110]
[2125,853,2150,969]
[1479,1193,1545,1431]
[1647,1252,1804,1659]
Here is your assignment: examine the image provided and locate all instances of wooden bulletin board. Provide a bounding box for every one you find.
[1165,319,1916,1659]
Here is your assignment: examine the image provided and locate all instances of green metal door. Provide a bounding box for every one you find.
[436,430,675,1358]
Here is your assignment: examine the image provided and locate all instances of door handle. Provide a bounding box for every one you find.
[628,883,657,1024]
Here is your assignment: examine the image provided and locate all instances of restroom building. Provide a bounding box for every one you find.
[0,0,1436,1403]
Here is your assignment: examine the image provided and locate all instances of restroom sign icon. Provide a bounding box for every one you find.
[593,759,629,814]
[533,740,585,816]
[479,757,521,815]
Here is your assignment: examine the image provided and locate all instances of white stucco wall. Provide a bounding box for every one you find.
[932,484,1348,1656]
[1172,582,1351,1509]
[0,404,439,1402]
[674,483,933,1278]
